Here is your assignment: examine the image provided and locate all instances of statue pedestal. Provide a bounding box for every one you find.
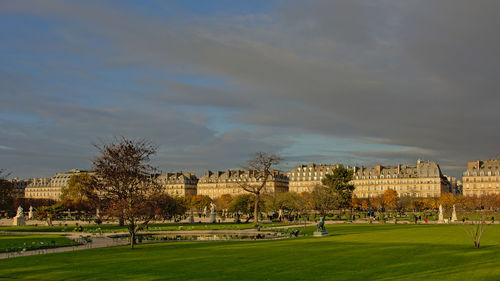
[13,216,26,226]
[313,230,329,237]
[209,212,216,223]
[438,214,444,224]
[451,212,457,223]
[188,215,195,224]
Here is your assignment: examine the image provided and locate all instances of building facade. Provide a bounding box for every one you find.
[197,170,289,199]
[157,172,197,197]
[351,160,451,198]
[7,178,32,198]
[445,175,460,195]
[462,159,500,196]
[24,169,86,200]
[287,163,344,193]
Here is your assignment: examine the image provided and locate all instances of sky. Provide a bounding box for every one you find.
[1,0,499,179]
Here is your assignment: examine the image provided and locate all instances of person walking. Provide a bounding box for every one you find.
[425,217,428,223]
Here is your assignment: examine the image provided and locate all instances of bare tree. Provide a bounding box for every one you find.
[239,152,281,226]
[91,137,164,249]
[463,213,487,248]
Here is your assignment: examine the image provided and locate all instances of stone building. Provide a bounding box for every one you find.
[287,163,344,193]
[197,169,289,199]
[462,159,500,196]
[157,172,197,197]
[351,160,451,198]
[7,178,32,198]
[445,175,460,195]
[24,169,87,200]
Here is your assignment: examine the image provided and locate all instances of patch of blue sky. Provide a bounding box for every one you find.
[0,111,45,125]
[133,0,275,17]
[169,74,230,88]
[0,14,55,41]
[168,104,248,135]
[280,134,418,165]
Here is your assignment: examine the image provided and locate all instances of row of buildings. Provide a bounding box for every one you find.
[13,159,500,201]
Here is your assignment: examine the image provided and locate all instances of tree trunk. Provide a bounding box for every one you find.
[254,193,260,226]
[119,217,124,226]
[129,222,136,249]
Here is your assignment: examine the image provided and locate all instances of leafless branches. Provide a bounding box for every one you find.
[462,213,488,248]
[91,137,164,248]
[238,152,281,226]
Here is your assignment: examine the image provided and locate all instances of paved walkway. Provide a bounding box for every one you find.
[0,235,129,260]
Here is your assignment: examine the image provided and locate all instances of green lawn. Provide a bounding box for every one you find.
[0,222,292,233]
[1,224,499,280]
[0,234,79,253]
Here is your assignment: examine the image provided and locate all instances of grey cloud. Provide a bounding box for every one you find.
[2,1,499,179]
[159,81,253,109]
[0,145,14,151]
[156,129,288,175]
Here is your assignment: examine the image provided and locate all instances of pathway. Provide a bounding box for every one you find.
[0,235,129,260]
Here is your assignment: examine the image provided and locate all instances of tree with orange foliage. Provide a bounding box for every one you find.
[481,194,498,211]
[454,195,468,211]
[215,194,234,211]
[370,195,385,211]
[423,197,440,210]
[439,193,456,209]
[383,189,398,210]
[350,194,360,210]
[361,198,370,210]
[186,195,212,212]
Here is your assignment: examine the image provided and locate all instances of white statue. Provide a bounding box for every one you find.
[13,206,26,226]
[451,204,458,222]
[209,202,217,223]
[438,204,444,223]
[16,206,23,218]
[28,206,34,220]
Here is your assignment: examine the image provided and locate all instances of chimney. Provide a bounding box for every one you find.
[397,164,401,173]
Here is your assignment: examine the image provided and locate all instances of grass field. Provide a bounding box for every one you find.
[1,224,499,280]
[0,234,79,253]
[0,222,292,233]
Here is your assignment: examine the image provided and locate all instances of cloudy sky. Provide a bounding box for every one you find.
[1,0,499,179]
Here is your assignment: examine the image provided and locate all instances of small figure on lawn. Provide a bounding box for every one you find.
[313,217,328,237]
[317,217,326,232]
